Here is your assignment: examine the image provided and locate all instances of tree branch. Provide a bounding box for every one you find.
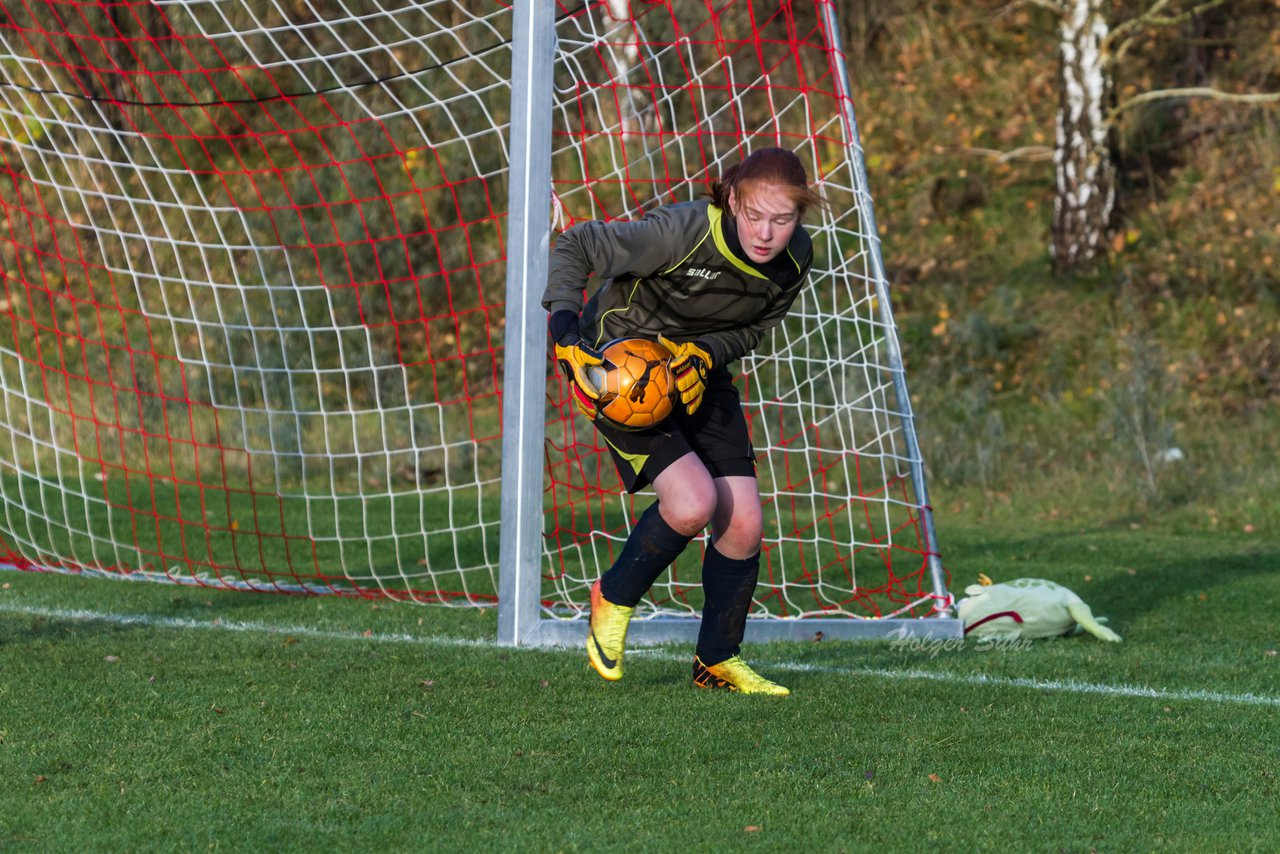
[1109,86,1280,123]
[964,145,1055,163]
[1108,0,1178,44]
[991,0,1067,16]
[1108,0,1231,63]
[1134,0,1229,29]
[1024,0,1068,13]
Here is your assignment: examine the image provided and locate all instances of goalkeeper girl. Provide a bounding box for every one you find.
[542,147,822,696]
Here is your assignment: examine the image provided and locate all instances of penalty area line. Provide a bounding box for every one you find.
[3,602,1277,709]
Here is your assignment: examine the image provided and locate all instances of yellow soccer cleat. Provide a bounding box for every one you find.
[691,655,790,696]
[586,579,634,681]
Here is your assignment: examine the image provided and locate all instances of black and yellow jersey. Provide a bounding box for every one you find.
[541,199,812,367]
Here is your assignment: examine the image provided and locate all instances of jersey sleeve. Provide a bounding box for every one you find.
[541,207,688,316]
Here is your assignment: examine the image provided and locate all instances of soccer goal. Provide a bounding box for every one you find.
[0,1,957,641]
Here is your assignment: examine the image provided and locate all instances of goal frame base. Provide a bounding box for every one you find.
[516,616,963,648]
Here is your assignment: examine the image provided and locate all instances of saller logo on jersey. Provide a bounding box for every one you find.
[686,267,720,279]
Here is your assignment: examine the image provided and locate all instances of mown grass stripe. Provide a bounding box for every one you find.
[4,601,1277,709]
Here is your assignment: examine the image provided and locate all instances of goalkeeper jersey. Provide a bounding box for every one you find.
[541,198,812,367]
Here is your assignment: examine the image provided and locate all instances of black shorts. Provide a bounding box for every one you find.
[593,369,756,493]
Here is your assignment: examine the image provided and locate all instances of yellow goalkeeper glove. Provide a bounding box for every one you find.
[658,335,713,416]
[554,339,604,419]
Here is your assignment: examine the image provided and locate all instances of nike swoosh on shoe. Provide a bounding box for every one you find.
[591,632,618,669]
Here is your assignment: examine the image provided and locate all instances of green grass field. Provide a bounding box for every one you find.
[2,515,1275,852]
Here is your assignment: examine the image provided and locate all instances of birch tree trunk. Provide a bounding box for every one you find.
[1052,0,1116,272]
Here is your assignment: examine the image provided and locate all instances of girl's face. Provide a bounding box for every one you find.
[728,183,800,264]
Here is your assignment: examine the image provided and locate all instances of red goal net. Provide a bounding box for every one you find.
[0,1,948,621]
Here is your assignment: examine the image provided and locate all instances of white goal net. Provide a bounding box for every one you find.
[0,1,952,633]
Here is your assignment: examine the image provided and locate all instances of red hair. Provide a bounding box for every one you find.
[709,147,825,217]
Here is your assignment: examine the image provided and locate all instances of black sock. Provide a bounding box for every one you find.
[599,502,695,608]
[695,545,760,665]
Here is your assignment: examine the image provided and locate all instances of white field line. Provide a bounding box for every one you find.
[0,602,493,648]
[3,602,1277,709]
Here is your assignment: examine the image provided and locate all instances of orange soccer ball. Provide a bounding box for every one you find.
[582,338,676,431]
